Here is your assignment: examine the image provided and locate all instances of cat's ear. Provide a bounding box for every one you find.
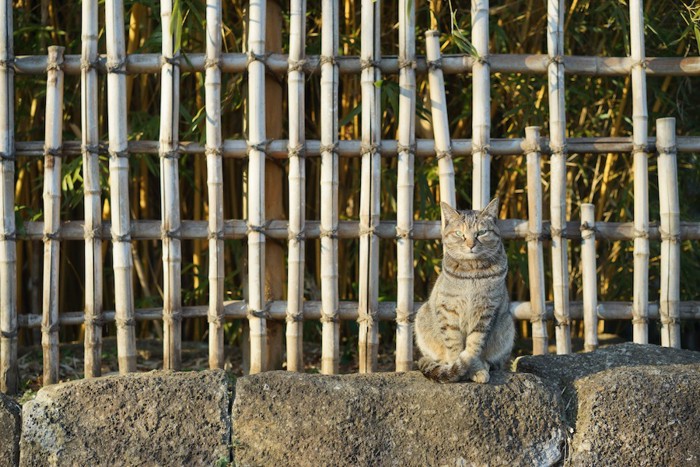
[441,202,461,225]
[480,197,499,219]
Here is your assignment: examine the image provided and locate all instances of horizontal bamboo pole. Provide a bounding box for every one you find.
[17,218,700,242]
[15,136,700,159]
[12,53,700,77]
[581,203,598,352]
[17,300,700,328]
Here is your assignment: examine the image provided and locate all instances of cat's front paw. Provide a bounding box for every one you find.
[471,368,490,384]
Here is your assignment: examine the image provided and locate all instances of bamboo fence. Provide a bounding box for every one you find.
[0,0,698,392]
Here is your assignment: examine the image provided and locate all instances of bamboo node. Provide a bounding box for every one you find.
[246,221,271,236]
[320,313,339,324]
[472,143,490,154]
[522,142,541,154]
[160,54,180,67]
[208,229,224,240]
[287,143,306,159]
[0,329,18,338]
[115,317,136,328]
[207,313,224,327]
[108,148,129,160]
[285,313,304,323]
[397,143,416,154]
[42,232,60,243]
[205,146,223,157]
[395,227,413,240]
[633,229,649,239]
[656,145,676,155]
[659,230,681,243]
[41,322,60,334]
[319,55,337,67]
[246,139,270,155]
[0,231,16,242]
[246,51,268,67]
[204,57,221,70]
[80,58,100,71]
[319,142,338,154]
[360,59,379,70]
[360,142,381,155]
[106,58,127,74]
[549,143,568,155]
[43,146,62,158]
[161,227,181,240]
[435,147,452,160]
[398,58,416,70]
[525,232,547,242]
[159,148,181,160]
[288,230,305,242]
[319,228,338,239]
[247,307,270,320]
[287,58,307,73]
[427,58,442,71]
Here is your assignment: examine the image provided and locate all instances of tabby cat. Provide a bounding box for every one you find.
[415,198,514,383]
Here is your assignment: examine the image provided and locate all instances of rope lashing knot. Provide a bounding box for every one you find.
[357,313,375,327]
[83,315,105,327]
[395,227,413,240]
[660,230,681,243]
[361,142,380,155]
[427,58,442,71]
[360,58,379,70]
[111,230,132,243]
[106,58,127,74]
[285,313,304,323]
[204,57,221,70]
[0,151,15,162]
[161,227,181,240]
[0,329,18,338]
[631,316,648,325]
[81,144,101,156]
[208,229,224,240]
[525,231,547,242]
[46,60,64,73]
[394,313,415,325]
[115,317,136,328]
[580,221,597,240]
[549,143,568,155]
[288,229,306,242]
[43,146,63,158]
[84,226,102,241]
[287,58,307,73]
[42,322,60,334]
[43,232,61,243]
[549,227,564,239]
[160,54,180,67]
[320,313,339,324]
[319,55,337,67]
[108,148,129,160]
[631,59,648,70]
[319,142,338,154]
[660,317,680,325]
[472,143,490,154]
[547,55,564,67]
[246,221,270,236]
[80,58,100,71]
[319,228,338,239]
[0,231,16,242]
[397,57,416,70]
[397,143,416,155]
[359,226,376,237]
[522,141,541,154]
[246,51,268,67]
[247,307,270,320]
[159,148,181,160]
[162,310,183,325]
[288,143,306,159]
[632,143,649,155]
[656,145,676,155]
[205,146,223,157]
[554,317,571,328]
[246,139,271,156]
[474,54,490,66]
[633,229,649,239]
[0,57,16,71]
[435,147,453,160]
[207,313,224,327]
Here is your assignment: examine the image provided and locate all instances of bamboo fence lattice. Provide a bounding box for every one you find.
[0,0,698,392]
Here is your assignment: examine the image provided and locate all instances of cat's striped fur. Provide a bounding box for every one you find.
[415,198,514,383]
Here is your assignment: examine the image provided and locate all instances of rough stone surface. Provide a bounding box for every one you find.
[20,370,231,466]
[0,392,21,467]
[517,343,700,465]
[232,370,567,466]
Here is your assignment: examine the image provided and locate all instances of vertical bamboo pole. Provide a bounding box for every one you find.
[358,0,381,373]
[630,0,649,344]
[580,203,598,351]
[0,0,18,393]
[547,0,572,354]
[247,0,268,373]
[425,31,456,210]
[106,0,137,373]
[286,0,306,372]
[395,0,416,372]
[160,0,182,370]
[656,117,680,348]
[205,0,225,369]
[525,127,547,355]
[320,0,340,375]
[41,46,64,385]
[82,0,103,378]
[471,0,490,209]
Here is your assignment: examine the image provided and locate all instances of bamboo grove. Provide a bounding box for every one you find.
[1,0,699,391]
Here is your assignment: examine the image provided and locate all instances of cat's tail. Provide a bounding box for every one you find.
[417,354,486,383]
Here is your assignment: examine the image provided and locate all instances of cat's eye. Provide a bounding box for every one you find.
[454,230,464,238]
[476,230,487,237]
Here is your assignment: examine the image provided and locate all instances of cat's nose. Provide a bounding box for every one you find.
[464,237,476,248]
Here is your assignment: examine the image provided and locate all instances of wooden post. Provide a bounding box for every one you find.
[581,203,598,351]
[395,0,416,372]
[205,0,225,369]
[247,0,268,374]
[471,0,491,209]
[81,0,103,378]
[525,127,547,355]
[656,117,680,348]
[286,0,306,372]
[0,0,18,393]
[42,46,64,385]
[106,0,137,373]
[320,0,340,375]
[160,0,182,370]
[630,0,650,344]
[425,31,456,210]
[547,0,572,354]
[358,0,381,373]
